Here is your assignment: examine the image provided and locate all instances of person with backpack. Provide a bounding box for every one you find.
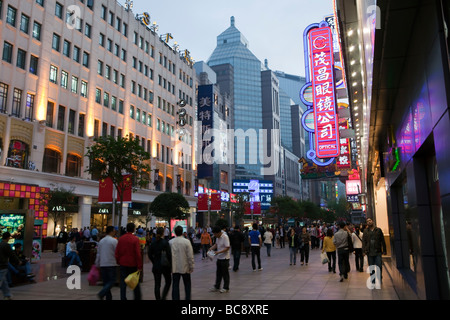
[352,225,364,272]
[148,227,172,300]
[333,221,351,282]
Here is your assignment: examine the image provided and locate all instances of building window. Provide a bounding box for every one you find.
[81,80,88,98]
[32,21,41,40]
[2,41,13,63]
[68,109,75,134]
[20,14,30,34]
[57,105,65,131]
[16,49,26,69]
[61,70,68,89]
[24,93,34,121]
[11,88,22,117]
[111,96,117,111]
[63,40,71,57]
[118,100,124,114]
[84,23,91,38]
[6,5,16,27]
[49,65,58,83]
[71,76,78,93]
[73,46,80,63]
[78,113,85,137]
[66,154,81,177]
[95,88,101,104]
[46,101,54,127]
[103,92,109,108]
[6,140,29,169]
[55,2,63,19]
[82,52,89,68]
[29,55,39,75]
[52,33,61,51]
[42,148,61,174]
[130,105,135,119]
[0,83,8,113]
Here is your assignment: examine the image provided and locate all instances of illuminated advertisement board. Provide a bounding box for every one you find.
[232,180,273,210]
[346,180,361,196]
[309,25,340,159]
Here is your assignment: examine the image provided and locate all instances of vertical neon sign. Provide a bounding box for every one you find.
[309,25,340,159]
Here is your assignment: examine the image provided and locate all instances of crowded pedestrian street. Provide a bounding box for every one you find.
[7,244,401,301]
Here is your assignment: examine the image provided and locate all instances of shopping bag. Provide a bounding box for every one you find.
[124,271,140,290]
[87,265,100,286]
[321,252,329,265]
[207,250,215,261]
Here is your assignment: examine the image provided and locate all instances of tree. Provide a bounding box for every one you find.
[44,185,78,236]
[149,192,190,221]
[85,135,151,231]
[271,196,301,220]
[298,200,321,220]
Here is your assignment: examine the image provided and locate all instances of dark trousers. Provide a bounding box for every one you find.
[354,248,364,271]
[251,246,261,270]
[232,249,241,271]
[337,248,350,277]
[99,266,117,300]
[280,236,285,248]
[214,259,230,290]
[119,266,141,300]
[300,245,310,263]
[172,273,191,300]
[153,269,171,300]
[326,251,336,272]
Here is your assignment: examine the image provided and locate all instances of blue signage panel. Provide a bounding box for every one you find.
[197,85,214,179]
[232,180,274,210]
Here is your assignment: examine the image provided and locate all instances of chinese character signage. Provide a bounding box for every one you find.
[197,85,214,179]
[309,26,340,159]
[346,180,361,196]
[337,120,351,169]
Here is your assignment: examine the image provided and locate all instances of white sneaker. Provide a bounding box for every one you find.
[219,288,229,293]
[258,268,263,271]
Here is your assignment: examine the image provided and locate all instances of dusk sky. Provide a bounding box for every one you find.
[126,0,334,77]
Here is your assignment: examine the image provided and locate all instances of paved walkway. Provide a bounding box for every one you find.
[7,243,401,301]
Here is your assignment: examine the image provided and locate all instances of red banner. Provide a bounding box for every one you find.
[210,193,222,211]
[118,174,132,202]
[244,202,251,215]
[98,177,113,203]
[253,202,262,215]
[197,193,208,212]
[309,25,340,159]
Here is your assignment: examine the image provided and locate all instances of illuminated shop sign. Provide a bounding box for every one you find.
[346,180,361,196]
[309,25,340,159]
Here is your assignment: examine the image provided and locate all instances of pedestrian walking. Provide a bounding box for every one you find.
[148,227,172,300]
[0,233,20,300]
[299,227,311,265]
[333,221,351,282]
[169,225,194,300]
[249,223,263,271]
[228,226,244,271]
[263,229,273,257]
[243,227,250,258]
[115,223,143,300]
[362,218,386,284]
[209,226,231,293]
[57,227,68,257]
[322,228,336,273]
[200,228,212,260]
[95,226,118,300]
[287,228,299,265]
[352,225,364,272]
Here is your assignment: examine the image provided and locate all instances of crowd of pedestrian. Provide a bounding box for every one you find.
[0,217,387,300]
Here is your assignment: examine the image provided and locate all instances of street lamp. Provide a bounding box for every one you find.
[248,189,255,222]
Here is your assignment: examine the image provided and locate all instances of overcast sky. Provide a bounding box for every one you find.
[125,0,334,77]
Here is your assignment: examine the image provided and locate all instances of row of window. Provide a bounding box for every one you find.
[49,65,88,98]
[0,82,34,120]
[52,33,90,67]
[94,88,124,114]
[2,41,39,75]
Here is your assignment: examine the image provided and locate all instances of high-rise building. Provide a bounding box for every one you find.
[0,0,197,235]
[207,16,265,181]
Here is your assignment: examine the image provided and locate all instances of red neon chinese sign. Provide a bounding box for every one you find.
[309,26,340,158]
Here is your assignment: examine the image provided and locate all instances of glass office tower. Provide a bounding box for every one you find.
[207,16,264,180]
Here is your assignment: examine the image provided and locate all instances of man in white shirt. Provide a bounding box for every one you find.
[209,226,231,293]
[95,226,118,300]
[169,225,194,300]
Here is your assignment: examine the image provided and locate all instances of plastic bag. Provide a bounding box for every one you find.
[125,271,140,290]
[207,250,215,261]
[87,265,100,286]
[321,252,329,265]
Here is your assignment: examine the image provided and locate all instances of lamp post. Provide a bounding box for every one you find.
[248,189,255,223]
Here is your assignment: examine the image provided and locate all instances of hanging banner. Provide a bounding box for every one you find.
[253,202,262,215]
[197,193,208,212]
[118,174,132,203]
[98,177,113,204]
[337,120,351,169]
[210,193,222,211]
[309,25,340,159]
